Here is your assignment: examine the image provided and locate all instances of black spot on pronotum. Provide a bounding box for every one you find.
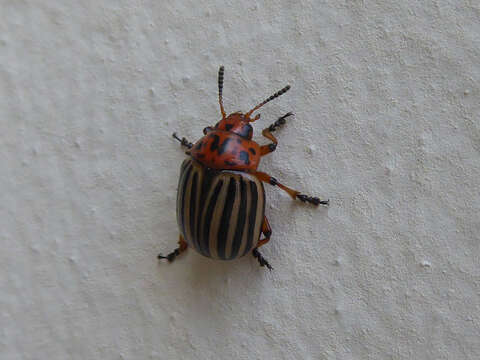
[248,147,256,155]
[225,124,233,131]
[194,141,203,150]
[210,134,220,151]
[237,124,253,139]
[218,138,232,155]
[239,151,250,165]
[224,160,237,166]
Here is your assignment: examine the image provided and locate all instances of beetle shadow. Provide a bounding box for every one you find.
[182,250,271,296]
[163,253,271,344]
[185,252,250,286]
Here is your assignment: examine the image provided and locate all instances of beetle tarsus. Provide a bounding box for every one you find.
[159,236,188,263]
[268,143,277,152]
[297,194,329,206]
[252,248,273,271]
[158,248,181,262]
[172,132,193,149]
[268,112,293,132]
[261,112,293,156]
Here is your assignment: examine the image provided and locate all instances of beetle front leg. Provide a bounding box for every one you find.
[158,235,188,263]
[252,216,273,270]
[172,133,193,149]
[254,171,329,206]
[259,112,293,156]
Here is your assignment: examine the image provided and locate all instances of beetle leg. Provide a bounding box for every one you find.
[254,171,329,206]
[257,216,272,248]
[172,132,193,149]
[259,112,293,156]
[252,216,273,270]
[252,248,273,270]
[158,235,188,263]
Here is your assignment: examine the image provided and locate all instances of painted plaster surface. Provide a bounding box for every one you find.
[2,1,479,359]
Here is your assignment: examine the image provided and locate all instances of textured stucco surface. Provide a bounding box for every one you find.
[2,1,480,359]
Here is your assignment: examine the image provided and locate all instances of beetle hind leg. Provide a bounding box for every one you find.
[252,216,273,270]
[158,235,188,263]
[252,248,273,270]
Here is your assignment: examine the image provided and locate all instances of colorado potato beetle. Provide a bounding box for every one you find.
[158,66,329,269]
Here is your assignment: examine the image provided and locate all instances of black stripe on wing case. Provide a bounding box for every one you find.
[229,178,247,260]
[199,180,224,257]
[189,172,198,249]
[176,160,190,224]
[243,180,258,256]
[217,177,237,259]
[179,162,193,237]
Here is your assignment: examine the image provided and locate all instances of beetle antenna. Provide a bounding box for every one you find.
[245,85,290,122]
[218,66,226,120]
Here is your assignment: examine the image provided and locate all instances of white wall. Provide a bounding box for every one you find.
[2,1,479,359]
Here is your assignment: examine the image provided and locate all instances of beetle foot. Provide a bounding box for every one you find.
[268,143,277,152]
[268,112,293,132]
[252,248,273,270]
[158,248,180,262]
[297,194,329,206]
[172,132,193,149]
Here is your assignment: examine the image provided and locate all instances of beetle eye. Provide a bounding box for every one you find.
[203,126,213,135]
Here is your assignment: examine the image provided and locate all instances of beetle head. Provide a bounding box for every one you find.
[211,112,254,139]
[213,66,290,139]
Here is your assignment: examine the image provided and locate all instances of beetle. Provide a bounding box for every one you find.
[158,66,329,269]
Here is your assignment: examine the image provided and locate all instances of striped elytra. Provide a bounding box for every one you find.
[176,158,265,260]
